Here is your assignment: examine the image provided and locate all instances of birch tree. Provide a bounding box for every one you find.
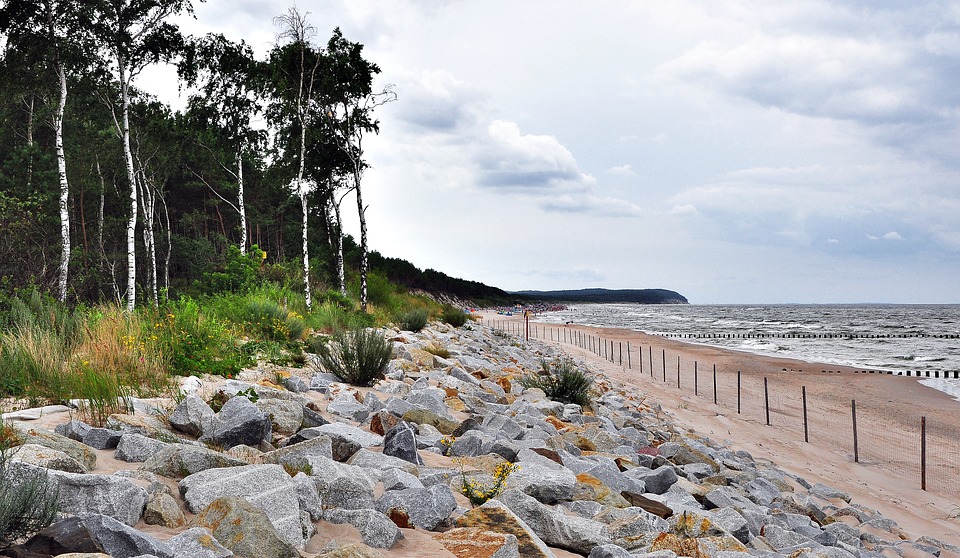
[320,28,395,311]
[267,7,322,309]
[91,0,192,311]
[179,34,264,255]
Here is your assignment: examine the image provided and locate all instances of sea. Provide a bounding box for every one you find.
[534,303,960,402]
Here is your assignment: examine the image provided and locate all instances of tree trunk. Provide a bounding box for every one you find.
[161,191,171,301]
[237,141,247,255]
[119,61,138,311]
[54,62,70,302]
[354,164,368,311]
[331,195,346,296]
[25,94,34,191]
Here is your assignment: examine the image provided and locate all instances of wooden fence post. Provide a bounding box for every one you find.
[802,386,809,443]
[713,364,717,405]
[921,416,927,491]
[694,361,698,396]
[737,370,741,414]
[764,377,770,426]
[852,399,859,463]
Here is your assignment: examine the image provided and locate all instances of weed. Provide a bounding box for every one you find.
[520,358,593,407]
[282,461,313,477]
[397,308,429,332]
[440,306,467,328]
[315,328,392,387]
[457,460,518,506]
[0,423,60,549]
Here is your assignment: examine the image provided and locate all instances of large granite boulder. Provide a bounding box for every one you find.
[375,484,457,531]
[167,395,215,438]
[381,421,423,465]
[141,443,247,479]
[198,395,272,450]
[497,488,612,555]
[179,463,307,548]
[323,508,403,549]
[193,496,301,558]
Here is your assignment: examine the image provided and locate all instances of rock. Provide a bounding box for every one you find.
[54,419,92,442]
[594,506,669,550]
[81,427,122,450]
[199,395,272,450]
[315,422,383,449]
[369,410,401,436]
[302,455,377,510]
[15,426,97,471]
[810,482,853,503]
[6,462,147,526]
[302,403,330,428]
[433,527,520,558]
[4,443,86,473]
[457,499,557,558]
[327,393,371,423]
[315,542,385,557]
[626,465,677,495]
[264,434,333,466]
[168,395,216,438]
[256,398,305,435]
[587,544,634,558]
[11,517,105,556]
[193,496,300,558]
[381,421,423,465]
[450,431,494,458]
[179,463,306,547]
[620,491,674,518]
[708,507,751,544]
[143,493,186,528]
[496,488,611,555]
[401,408,459,435]
[376,484,457,531]
[381,467,424,491]
[115,433,169,463]
[510,449,577,503]
[323,508,403,549]
[141,444,247,479]
[347,448,419,475]
[104,413,170,438]
[165,526,232,558]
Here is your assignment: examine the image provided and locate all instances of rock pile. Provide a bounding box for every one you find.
[2,321,957,558]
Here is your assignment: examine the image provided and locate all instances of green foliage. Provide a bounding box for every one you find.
[242,299,306,342]
[0,426,60,549]
[147,298,252,378]
[458,461,518,507]
[195,245,266,295]
[440,305,468,328]
[397,307,429,332]
[521,358,593,407]
[315,328,392,386]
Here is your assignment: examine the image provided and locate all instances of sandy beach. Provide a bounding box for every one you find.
[478,310,960,547]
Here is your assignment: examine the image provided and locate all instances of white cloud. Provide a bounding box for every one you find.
[608,164,635,176]
[670,204,699,216]
[883,231,903,240]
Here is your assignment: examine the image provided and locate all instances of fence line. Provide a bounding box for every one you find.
[481,318,960,498]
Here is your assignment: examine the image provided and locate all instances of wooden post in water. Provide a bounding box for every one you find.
[852,399,859,463]
[921,416,927,491]
[802,386,809,443]
[764,377,770,426]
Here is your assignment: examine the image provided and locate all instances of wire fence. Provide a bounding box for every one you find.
[482,317,960,498]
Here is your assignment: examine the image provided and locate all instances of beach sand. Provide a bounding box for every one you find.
[479,311,960,547]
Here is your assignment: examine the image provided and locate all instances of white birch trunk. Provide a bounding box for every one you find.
[161,192,171,301]
[54,62,70,302]
[26,95,34,191]
[237,142,247,255]
[330,196,346,296]
[138,176,158,307]
[119,61,138,312]
[354,164,368,311]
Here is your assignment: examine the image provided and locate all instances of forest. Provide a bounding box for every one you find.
[0,0,509,310]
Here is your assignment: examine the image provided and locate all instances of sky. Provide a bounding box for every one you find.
[146,0,960,304]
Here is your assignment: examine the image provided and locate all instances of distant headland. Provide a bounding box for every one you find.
[513,288,689,304]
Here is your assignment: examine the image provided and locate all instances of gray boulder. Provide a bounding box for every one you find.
[141,444,247,479]
[257,397,305,435]
[382,421,423,465]
[7,463,147,526]
[315,422,383,449]
[166,526,232,558]
[82,427,122,450]
[15,426,97,471]
[193,496,300,558]
[327,393,371,423]
[381,467,423,491]
[4,443,86,473]
[264,435,333,466]
[323,508,403,549]
[168,395,216,438]
[54,418,92,441]
[347,448,419,475]
[497,488,612,555]
[302,455,378,510]
[376,484,457,531]
[199,395,272,450]
[115,433,170,463]
[625,465,677,495]
[179,463,307,548]
[510,449,577,503]
[588,544,634,558]
[80,514,173,558]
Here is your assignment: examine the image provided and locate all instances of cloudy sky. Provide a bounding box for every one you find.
[153,0,960,304]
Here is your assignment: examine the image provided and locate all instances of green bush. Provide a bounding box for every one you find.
[440,306,468,328]
[195,244,266,295]
[148,298,251,378]
[0,425,60,549]
[316,328,393,386]
[397,308,429,332]
[521,358,593,407]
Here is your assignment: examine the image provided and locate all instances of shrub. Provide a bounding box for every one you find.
[458,461,518,507]
[423,343,450,359]
[521,358,593,407]
[0,425,60,549]
[397,308,429,332]
[147,299,251,378]
[440,306,467,328]
[316,328,392,386]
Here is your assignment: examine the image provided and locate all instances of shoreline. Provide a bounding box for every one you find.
[477,310,960,546]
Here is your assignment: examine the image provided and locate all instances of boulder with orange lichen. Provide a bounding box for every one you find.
[433,527,519,558]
